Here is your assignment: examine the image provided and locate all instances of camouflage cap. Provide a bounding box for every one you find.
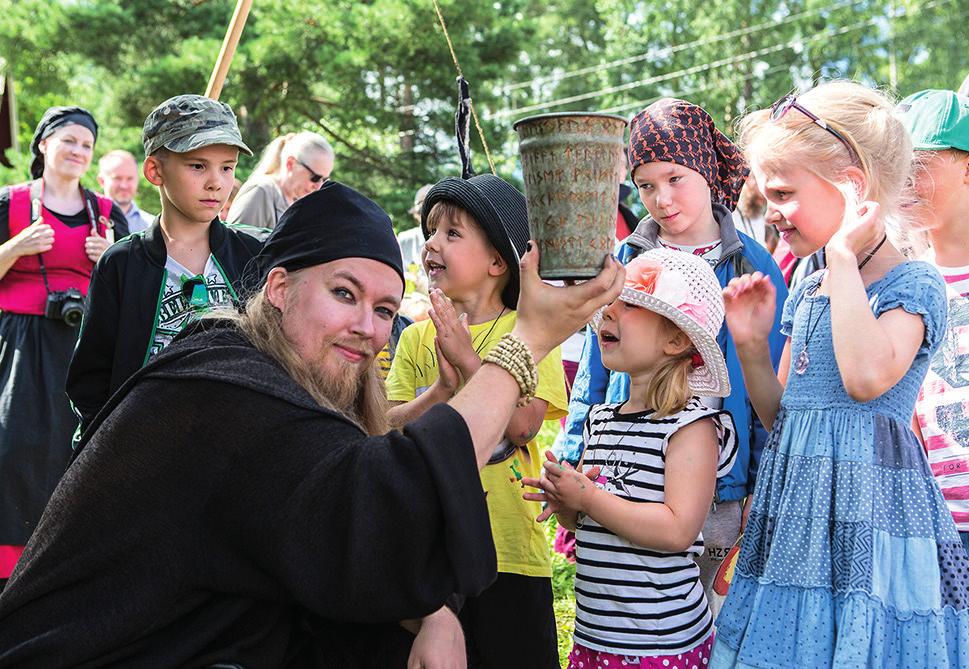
[142,94,252,157]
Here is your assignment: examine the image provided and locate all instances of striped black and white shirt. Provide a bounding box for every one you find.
[572,398,738,657]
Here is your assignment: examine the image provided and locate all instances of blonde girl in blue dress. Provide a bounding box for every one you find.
[711,81,969,668]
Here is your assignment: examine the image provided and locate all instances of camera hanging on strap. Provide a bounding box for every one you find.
[29,179,93,328]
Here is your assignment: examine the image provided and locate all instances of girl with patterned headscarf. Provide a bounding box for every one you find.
[556,98,789,622]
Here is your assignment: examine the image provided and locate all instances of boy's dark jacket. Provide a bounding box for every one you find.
[66,218,262,439]
[1,322,495,667]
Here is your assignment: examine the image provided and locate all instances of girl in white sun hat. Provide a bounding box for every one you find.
[524,247,738,669]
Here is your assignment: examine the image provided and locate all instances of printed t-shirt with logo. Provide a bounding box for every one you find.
[385,311,568,577]
[149,255,235,359]
[915,262,969,532]
[657,237,723,268]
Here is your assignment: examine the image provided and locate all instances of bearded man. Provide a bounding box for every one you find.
[0,182,623,668]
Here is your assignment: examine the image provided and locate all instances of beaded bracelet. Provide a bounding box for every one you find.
[483,333,538,406]
[486,346,537,406]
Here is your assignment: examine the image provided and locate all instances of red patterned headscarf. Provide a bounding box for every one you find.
[628,98,748,211]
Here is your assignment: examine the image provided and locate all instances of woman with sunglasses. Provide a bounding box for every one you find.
[226,131,334,237]
[0,107,128,588]
[711,81,968,668]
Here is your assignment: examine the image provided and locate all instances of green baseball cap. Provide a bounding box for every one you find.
[897,89,969,152]
[142,94,252,157]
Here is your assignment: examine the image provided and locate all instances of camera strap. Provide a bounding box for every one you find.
[28,179,101,296]
[29,180,54,297]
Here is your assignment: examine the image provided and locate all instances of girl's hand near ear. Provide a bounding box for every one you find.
[828,199,883,260]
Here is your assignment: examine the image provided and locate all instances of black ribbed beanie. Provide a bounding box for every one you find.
[253,181,404,290]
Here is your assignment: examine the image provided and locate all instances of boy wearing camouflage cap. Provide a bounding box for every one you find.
[67,95,262,440]
[897,89,969,556]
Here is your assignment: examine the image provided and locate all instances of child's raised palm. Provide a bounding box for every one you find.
[433,338,461,396]
[428,289,476,372]
[723,272,777,347]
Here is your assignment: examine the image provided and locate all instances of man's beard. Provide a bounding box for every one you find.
[227,281,392,436]
[307,337,373,413]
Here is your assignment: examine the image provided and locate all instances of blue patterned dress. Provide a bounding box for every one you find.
[712,262,969,668]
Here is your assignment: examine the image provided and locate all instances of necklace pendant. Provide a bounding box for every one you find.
[794,347,810,375]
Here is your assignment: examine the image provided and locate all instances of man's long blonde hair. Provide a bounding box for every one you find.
[216,276,390,436]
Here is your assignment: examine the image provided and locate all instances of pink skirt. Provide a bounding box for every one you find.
[568,634,714,669]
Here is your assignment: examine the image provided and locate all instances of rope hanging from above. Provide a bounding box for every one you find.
[430,0,497,176]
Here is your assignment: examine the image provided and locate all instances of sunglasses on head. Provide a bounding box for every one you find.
[297,159,328,184]
[770,94,868,176]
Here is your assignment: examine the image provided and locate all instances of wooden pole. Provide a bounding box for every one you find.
[204,0,253,100]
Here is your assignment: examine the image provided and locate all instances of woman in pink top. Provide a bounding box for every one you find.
[0,107,126,586]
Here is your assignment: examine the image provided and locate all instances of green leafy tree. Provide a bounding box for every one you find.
[1,0,966,226]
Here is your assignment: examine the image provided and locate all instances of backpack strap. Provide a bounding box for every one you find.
[29,179,43,224]
[82,189,115,242]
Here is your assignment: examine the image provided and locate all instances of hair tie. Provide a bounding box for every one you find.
[691,352,705,369]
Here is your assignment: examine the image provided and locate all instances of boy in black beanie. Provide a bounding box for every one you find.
[386,174,567,668]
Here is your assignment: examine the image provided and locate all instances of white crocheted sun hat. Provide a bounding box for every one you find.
[594,247,731,397]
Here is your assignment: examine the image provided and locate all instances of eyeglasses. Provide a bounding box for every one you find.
[770,94,867,174]
[297,159,328,184]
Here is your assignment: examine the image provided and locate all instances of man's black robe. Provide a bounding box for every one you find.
[0,322,497,668]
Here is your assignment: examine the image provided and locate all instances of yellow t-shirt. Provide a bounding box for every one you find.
[386,311,567,578]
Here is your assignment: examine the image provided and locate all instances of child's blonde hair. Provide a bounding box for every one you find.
[738,81,914,246]
[642,317,695,418]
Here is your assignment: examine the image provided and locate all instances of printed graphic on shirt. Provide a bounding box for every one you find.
[150,255,232,358]
[376,346,393,379]
[658,238,723,268]
[932,279,969,390]
[916,267,969,531]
